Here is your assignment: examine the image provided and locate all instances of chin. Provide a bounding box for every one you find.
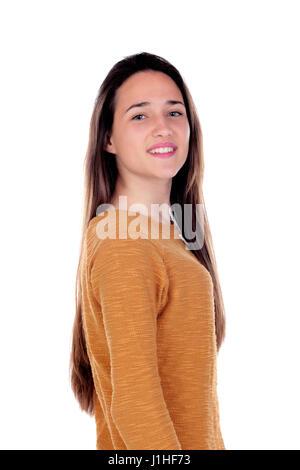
[153,169,178,179]
[145,160,181,179]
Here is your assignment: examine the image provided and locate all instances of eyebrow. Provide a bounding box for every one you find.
[124,100,185,115]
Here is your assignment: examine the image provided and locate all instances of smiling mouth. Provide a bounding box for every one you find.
[148,149,176,158]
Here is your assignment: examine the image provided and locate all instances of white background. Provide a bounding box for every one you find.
[0,0,299,450]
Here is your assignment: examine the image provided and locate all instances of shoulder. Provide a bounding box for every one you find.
[85,215,166,272]
[87,218,169,313]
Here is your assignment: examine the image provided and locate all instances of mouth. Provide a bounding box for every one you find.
[149,149,176,158]
[147,142,177,159]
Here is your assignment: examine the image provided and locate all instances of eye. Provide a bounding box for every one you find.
[131,111,183,121]
[132,114,146,121]
[169,111,183,117]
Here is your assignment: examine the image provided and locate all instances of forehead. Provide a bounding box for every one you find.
[115,71,183,111]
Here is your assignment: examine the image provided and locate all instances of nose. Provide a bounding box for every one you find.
[152,116,172,137]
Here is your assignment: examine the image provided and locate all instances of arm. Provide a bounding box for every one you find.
[89,235,181,450]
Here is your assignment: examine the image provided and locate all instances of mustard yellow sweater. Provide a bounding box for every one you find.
[81,208,225,450]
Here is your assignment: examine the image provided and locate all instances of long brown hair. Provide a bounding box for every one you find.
[69,51,226,415]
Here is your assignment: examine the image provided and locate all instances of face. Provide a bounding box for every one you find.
[105,70,190,182]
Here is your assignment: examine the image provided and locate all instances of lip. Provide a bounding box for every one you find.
[147,141,177,152]
[150,149,176,159]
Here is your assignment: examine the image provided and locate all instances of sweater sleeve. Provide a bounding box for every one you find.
[88,235,182,450]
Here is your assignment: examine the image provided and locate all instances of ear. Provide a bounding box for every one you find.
[104,133,116,154]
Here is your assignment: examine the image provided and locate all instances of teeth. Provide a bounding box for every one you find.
[149,147,175,154]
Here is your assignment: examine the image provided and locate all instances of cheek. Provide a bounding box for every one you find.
[182,119,190,135]
[182,122,190,145]
[175,121,190,146]
[186,126,190,144]
[123,124,147,146]
[117,135,145,166]
[179,122,190,158]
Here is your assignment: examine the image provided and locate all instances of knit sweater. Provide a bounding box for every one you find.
[80,208,225,450]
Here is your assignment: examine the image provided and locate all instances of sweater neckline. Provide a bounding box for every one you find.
[99,208,175,228]
[94,208,186,243]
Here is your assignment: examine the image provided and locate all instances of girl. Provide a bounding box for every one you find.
[69,52,226,450]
